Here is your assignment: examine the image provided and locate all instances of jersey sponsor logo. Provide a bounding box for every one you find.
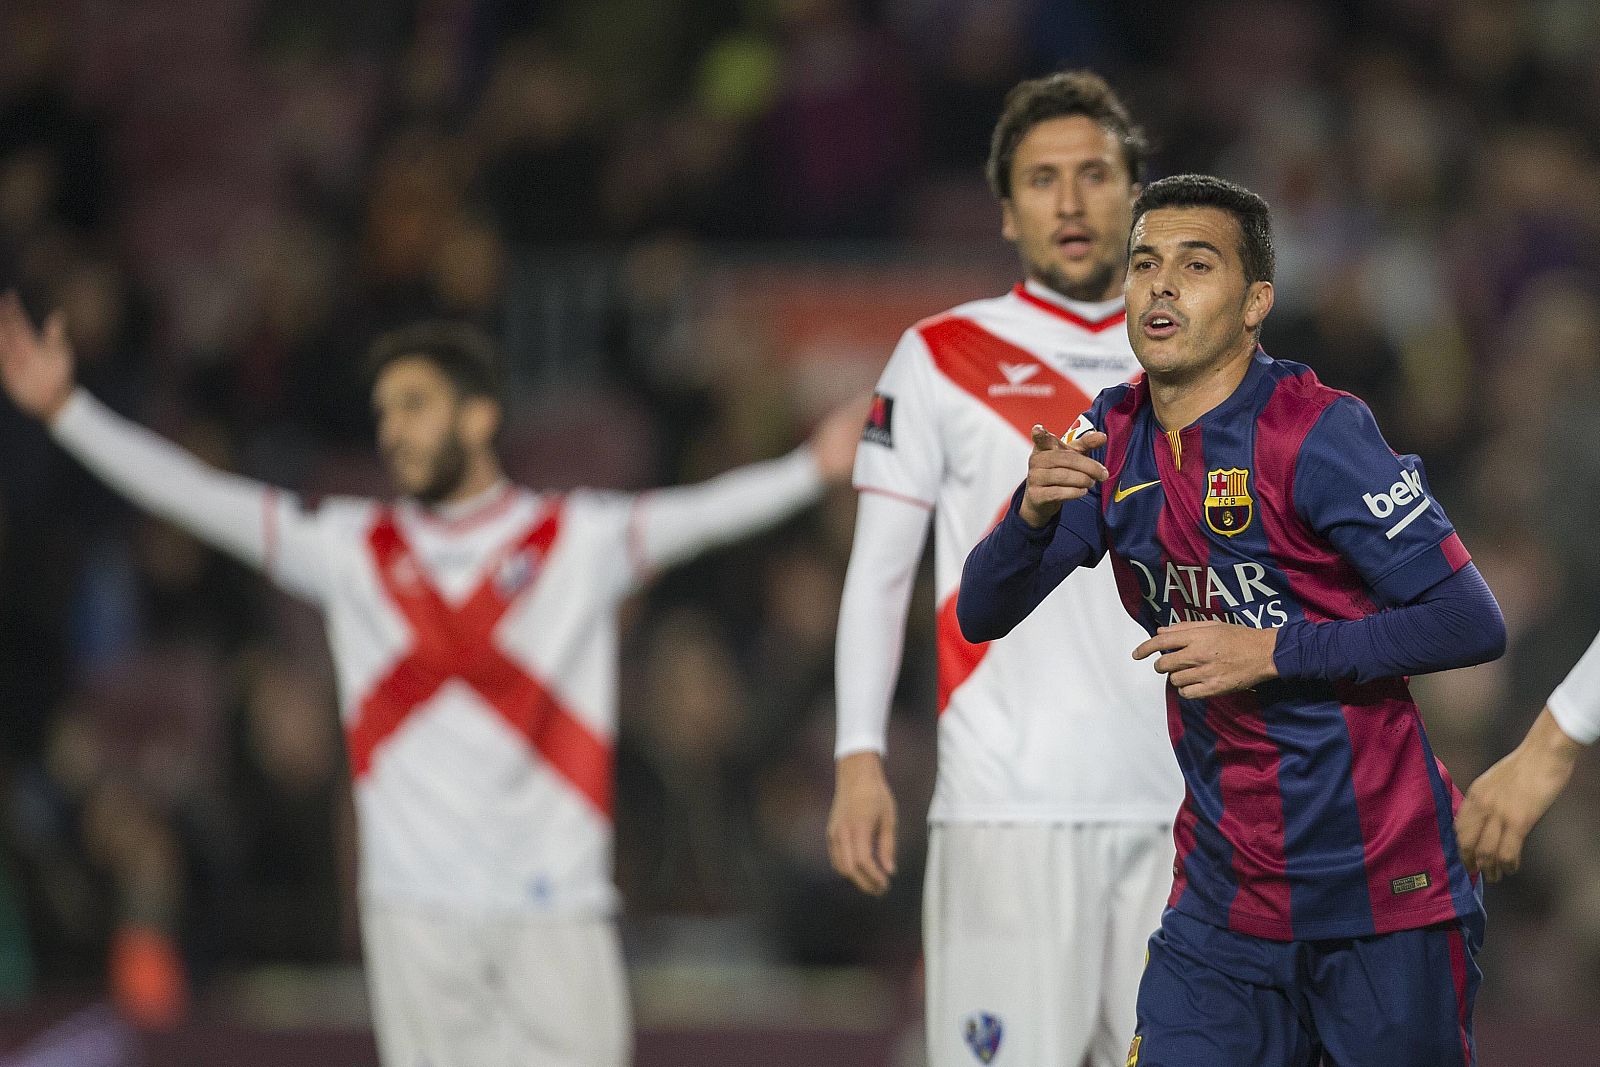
[988,360,1055,397]
[1063,412,1096,444]
[1113,478,1162,503]
[1128,559,1290,629]
[1204,467,1253,537]
[962,1012,1003,1063]
[863,392,894,447]
[1362,467,1432,540]
[1390,872,1430,895]
[1126,1035,1143,1066]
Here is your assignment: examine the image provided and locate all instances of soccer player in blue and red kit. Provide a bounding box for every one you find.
[958,174,1507,1066]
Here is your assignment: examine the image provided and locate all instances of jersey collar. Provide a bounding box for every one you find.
[1014,280,1127,332]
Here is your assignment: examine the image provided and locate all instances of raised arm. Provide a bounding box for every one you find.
[628,398,864,575]
[827,490,930,895]
[0,293,327,602]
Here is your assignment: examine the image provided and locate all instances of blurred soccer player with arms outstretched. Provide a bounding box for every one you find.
[960,175,1506,1066]
[828,71,1182,1067]
[0,299,863,1067]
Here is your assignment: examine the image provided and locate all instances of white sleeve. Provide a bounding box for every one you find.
[834,490,931,758]
[49,389,331,604]
[852,327,944,507]
[628,446,824,576]
[1548,629,1600,745]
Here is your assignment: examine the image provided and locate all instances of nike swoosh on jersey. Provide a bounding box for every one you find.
[1113,479,1162,503]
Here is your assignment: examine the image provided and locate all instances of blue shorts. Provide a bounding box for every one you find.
[1128,909,1481,1067]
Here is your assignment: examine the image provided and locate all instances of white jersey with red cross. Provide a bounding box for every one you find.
[854,282,1183,823]
[49,390,826,917]
[290,488,631,915]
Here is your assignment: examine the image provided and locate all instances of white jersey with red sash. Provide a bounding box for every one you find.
[853,283,1182,824]
[286,486,637,916]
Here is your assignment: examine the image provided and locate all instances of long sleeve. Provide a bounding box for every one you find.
[956,484,1102,643]
[834,491,931,759]
[1549,627,1600,745]
[1272,563,1505,685]
[628,446,825,575]
[49,389,329,603]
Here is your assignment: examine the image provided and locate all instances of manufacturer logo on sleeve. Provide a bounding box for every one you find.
[962,1012,1003,1063]
[863,392,894,447]
[1204,468,1253,537]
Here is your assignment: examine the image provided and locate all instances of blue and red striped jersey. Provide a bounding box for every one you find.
[1057,349,1480,941]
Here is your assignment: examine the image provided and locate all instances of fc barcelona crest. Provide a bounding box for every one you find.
[962,1012,1003,1063]
[1204,467,1253,537]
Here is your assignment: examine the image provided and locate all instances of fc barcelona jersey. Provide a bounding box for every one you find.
[1055,349,1480,941]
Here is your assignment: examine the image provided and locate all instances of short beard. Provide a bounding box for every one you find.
[411,434,470,505]
[1031,258,1120,303]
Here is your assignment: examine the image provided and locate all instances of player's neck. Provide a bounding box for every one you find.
[1024,276,1124,315]
[433,459,506,511]
[1148,339,1257,431]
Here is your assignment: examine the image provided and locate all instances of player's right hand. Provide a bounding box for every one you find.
[0,292,76,422]
[828,750,897,895]
[1019,423,1108,528]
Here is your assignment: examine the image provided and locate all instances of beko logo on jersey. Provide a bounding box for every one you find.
[989,361,1055,397]
[1363,468,1431,540]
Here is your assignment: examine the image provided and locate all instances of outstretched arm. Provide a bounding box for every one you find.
[0,293,326,602]
[827,491,929,895]
[629,397,865,575]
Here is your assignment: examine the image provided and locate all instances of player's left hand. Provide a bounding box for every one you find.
[810,394,872,483]
[1132,619,1280,699]
[1456,708,1581,882]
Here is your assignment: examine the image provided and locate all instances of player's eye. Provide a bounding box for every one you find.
[1186,260,1211,272]
[1132,259,1156,271]
[1029,171,1054,188]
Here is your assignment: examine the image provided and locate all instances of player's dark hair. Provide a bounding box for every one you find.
[987,70,1148,199]
[1131,174,1276,286]
[366,321,504,403]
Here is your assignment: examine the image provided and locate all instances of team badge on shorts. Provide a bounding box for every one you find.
[1204,467,1253,536]
[962,1011,1003,1063]
[1126,1034,1142,1066]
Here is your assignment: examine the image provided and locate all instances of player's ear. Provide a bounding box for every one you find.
[459,395,501,447]
[1000,199,1019,244]
[1243,281,1274,333]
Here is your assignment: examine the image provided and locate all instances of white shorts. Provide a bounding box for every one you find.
[924,822,1173,1067]
[360,899,630,1067]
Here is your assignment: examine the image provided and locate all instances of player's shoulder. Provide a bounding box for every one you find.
[1258,352,1365,428]
[306,493,383,530]
[908,289,1015,337]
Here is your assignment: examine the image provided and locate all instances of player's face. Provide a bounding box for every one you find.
[373,357,475,503]
[1125,206,1272,382]
[1001,115,1137,303]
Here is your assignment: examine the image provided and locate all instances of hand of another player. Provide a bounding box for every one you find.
[0,291,76,422]
[809,394,872,484]
[1019,424,1108,528]
[1456,708,1581,882]
[827,751,898,895]
[1133,619,1280,699]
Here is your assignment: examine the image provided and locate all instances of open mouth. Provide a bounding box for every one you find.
[1142,309,1180,339]
[1055,231,1094,258]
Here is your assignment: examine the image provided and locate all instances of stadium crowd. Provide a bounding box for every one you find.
[1,0,1599,1037]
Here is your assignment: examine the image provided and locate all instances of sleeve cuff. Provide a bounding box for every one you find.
[1549,687,1600,746]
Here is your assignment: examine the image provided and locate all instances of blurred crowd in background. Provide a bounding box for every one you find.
[2,0,1600,1042]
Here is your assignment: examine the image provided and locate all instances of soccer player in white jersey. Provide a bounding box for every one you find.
[1455,629,1600,882]
[826,71,1184,1067]
[0,300,863,1067]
